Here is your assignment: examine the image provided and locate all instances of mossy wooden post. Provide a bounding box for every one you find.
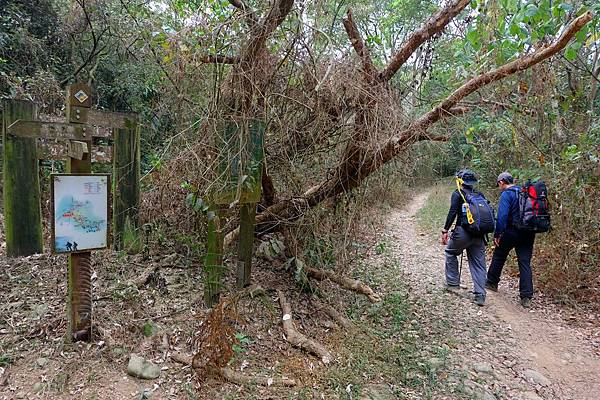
[235,120,264,288]
[204,205,224,307]
[236,203,256,288]
[65,83,93,341]
[2,99,43,256]
[112,118,141,251]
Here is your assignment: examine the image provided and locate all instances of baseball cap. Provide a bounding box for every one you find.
[497,171,514,186]
[457,169,478,186]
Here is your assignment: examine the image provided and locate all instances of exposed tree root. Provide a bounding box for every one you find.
[321,303,352,330]
[277,290,332,364]
[306,267,381,303]
[171,352,296,386]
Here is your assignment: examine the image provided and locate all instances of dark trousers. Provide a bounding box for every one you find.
[487,228,536,299]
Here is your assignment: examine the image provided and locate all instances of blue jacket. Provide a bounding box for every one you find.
[495,186,521,238]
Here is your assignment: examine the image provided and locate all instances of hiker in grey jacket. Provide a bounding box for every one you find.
[441,170,487,306]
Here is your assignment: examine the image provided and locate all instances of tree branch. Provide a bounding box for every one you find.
[378,0,471,82]
[198,54,240,64]
[404,11,593,139]
[342,9,377,80]
[229,0,259,27]
[242,0,295,63]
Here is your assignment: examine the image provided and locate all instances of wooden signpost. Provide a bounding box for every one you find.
[205,118,264,306]
[3,83,140,341]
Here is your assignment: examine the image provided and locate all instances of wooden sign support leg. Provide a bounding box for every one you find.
[236,203,256,288]
[204,206,224,307]
[2,99,43,256]
[113,120,141,251]
[66,84,93,341]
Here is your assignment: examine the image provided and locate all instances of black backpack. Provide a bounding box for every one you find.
[459,190,495,235]
[514,180,551,233]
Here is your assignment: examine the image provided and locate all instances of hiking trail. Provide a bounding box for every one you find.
[377,187,600,400]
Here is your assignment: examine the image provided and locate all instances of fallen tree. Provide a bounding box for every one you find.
[220,5,593,248]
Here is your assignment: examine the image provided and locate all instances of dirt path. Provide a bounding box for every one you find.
[381,189,600,400]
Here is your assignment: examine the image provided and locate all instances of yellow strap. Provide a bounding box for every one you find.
[455,177,475,224]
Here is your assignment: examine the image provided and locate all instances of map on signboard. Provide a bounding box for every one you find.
[52,174,109,252]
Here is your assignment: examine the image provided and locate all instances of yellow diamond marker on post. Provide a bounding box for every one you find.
[74,90,89,103]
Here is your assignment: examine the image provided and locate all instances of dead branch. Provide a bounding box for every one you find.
[277,290,332,364]
[171,352,297,386]
[343,9,377,80]
[306,267,381,303]
[378,0,471,82]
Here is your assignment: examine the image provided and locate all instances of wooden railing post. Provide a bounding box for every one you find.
[112,118,141,251]
[236,203,256,288]
[204,205,225,307]
[2,99,43,256]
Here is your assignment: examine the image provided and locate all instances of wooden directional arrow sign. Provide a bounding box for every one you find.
[7,120,93,140]
[70,107,137,129]
[6,120,117,140]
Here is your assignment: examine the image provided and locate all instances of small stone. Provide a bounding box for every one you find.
[521,391,543,400]
[127,354,160,380]
[523,369,551,387]
[474,362,493,374]
[36,357,49,368]
[33,382,44,393]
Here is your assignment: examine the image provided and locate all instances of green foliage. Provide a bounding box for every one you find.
[122,217,142,254]
[232,332,252,354]
[0,0,71,100]
[142,321,159,337]
[0,354,12,366]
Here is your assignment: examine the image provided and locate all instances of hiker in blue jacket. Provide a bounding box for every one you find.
[441,169,487,307]
[486,172,536,308]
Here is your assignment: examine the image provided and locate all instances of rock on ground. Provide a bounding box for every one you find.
[127,354,160,380]
[523,369,551,387]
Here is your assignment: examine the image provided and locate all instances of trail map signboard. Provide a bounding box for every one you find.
[51,174,110,253]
